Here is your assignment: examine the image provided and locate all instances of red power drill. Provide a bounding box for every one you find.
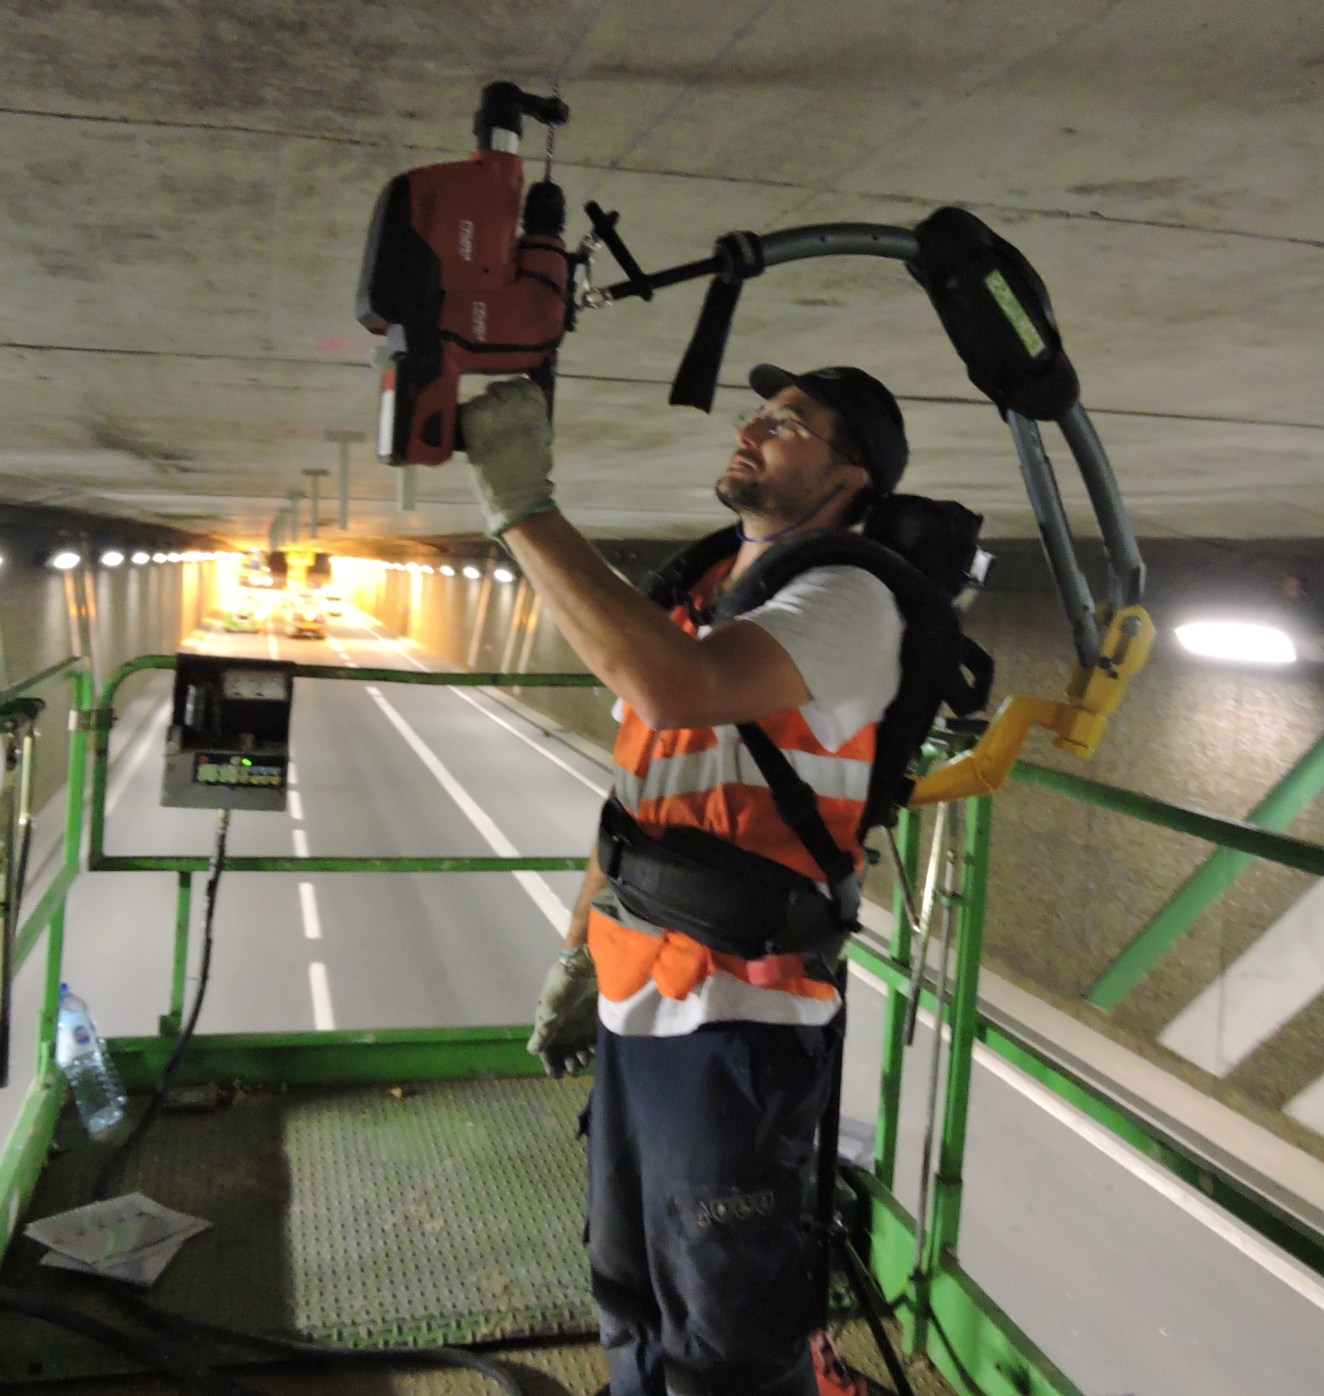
[355,82,571,465]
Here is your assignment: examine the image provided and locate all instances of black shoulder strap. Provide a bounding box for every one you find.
[735,719,861,929]
[643,526,741,611]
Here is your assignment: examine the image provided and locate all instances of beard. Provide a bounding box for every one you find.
[714,470,769,514]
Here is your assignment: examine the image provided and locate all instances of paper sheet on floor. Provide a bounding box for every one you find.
[25,1192,210,1288]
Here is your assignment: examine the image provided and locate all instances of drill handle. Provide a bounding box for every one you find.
[518,89,570,128]
[476,82,569,145]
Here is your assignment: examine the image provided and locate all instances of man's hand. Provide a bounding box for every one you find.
[528,944,598,1079]
[459,377,556,537]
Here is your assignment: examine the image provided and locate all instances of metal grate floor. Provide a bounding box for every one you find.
[0,1076,596,1384]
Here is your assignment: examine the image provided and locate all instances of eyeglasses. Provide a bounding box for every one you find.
[734,407,858,465]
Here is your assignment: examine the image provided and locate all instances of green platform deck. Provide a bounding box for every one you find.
[0,1076,596,1384]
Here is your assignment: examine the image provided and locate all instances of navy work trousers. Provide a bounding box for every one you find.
[587,1016,842,1396]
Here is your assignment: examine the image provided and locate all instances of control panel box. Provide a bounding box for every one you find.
[162,655,295,811]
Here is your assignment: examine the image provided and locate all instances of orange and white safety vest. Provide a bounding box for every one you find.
[588,559,874,1035]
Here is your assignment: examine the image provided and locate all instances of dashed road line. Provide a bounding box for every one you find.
[298,882,322,940]
[308,962,335,1030]
[292,827,309,857]
[287,789,304,821]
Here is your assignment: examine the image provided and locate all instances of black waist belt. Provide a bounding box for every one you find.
[597,797,849,962]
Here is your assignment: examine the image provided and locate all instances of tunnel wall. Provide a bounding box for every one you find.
[0,520,219,816]
[339,536,1324,1154]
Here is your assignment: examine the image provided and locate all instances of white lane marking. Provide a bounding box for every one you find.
[287,789,304,822]
[349,615,607,797]
[298,882,322,940]
[353,615,431,670]
[287,760,299,787]
[106,703,171,816]
[364,686,569,936]
[845,962,1324,1314]
[447,687,609,798]
[292,827,309,857]
[308,962,336,1030]
[1161,878,1324,1077]
[267,632,279,660]
[1285,1074,1324,1134]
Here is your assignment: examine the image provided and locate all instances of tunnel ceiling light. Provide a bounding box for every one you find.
[1175,621,1296,666]
[440,564,456,577]
[100,550,125,567]
[131,551,150,565]
[49,550,81,570]
[406,561,421,573]
[152,552,167,563]
[422,564,434,574]
[462,564,482,580]
[493,567,515,583]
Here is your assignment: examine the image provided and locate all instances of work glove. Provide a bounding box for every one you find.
[527,944,598,1080]
[459,376,556,537]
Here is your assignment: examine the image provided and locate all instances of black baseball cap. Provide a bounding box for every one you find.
[749,364,908,493]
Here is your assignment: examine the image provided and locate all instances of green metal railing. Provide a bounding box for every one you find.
[841,757,1324,1396]
[90,655,598,1037]
[0,656,93,1255]
[2,655,598,1259]
[3,649,1324,1396]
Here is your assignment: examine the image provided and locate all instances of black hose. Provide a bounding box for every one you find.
[94,808,230,1201]
[104,1288,527,1395]
[0,1283,531,1395]
[0,1286,260,1396]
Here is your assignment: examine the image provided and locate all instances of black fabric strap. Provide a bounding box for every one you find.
[668,232,764,412]
[735,721,860,928]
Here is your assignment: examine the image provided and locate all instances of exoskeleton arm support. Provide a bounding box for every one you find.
[585,210,1153,795]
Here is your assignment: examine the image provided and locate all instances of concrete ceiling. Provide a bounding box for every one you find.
[2,1,1322,547]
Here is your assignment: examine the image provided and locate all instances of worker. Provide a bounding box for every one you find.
[460,363,909,1396]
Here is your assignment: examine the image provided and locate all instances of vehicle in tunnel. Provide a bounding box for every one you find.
[222,598,261,633]
[284,591,327,639]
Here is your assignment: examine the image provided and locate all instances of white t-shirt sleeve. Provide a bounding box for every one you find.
[739,565,904,752]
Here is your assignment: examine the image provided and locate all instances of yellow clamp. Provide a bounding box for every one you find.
[908,605,1155,808]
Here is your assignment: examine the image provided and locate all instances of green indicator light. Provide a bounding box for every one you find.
[984,269,1047,358]
[241,758,252,766]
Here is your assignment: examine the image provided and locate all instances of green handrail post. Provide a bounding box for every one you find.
[1084,728,1324,1009]
[874,806,919,1191]
[926,795,992,1266]
[36,662,93,1077]
[0,657,92,1254]
[161,872,192,1036]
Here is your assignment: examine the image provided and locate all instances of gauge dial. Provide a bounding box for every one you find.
[222,668,288,701]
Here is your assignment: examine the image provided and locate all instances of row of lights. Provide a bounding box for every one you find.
[367,560,516,583]
[49,548,224,571]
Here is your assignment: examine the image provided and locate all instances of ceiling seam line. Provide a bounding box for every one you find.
[3,344,1323,433]
[580,0,784,201]
[2,103,1316,251]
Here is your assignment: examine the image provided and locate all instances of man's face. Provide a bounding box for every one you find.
[716,386,867,524]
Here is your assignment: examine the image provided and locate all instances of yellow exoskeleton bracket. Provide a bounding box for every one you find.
[908,604,1155,808]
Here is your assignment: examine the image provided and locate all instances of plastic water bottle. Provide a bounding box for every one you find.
[55,984,126,1138]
